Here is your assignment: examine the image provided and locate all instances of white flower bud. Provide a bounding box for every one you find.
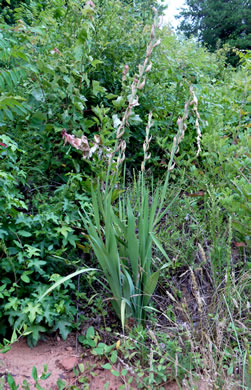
[145,62,152,73]
[138,64,144,75]
[146,43,153,57]
[153,38,161,48]
[122,64,129,81]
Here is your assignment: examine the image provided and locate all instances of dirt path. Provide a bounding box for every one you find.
[0,336,209,389]
[1,335,136,389]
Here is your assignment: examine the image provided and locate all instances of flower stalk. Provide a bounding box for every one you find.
[141,112,153,172]
[189,85,201,157]
[114,7,161,170]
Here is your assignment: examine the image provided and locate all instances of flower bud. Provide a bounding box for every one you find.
[146,152,151,161]
[145,62,152,73]
[121,140,126,152]
[138,64,144,75]
[177,117,182,128]
[86,0,95,8]
[50,47,61,55]
[137,78,146,90]
[153,38,161,48]
[94,134,101,144]
[194,96,198,106]
[146,43,153,57]
[122,64,129,81]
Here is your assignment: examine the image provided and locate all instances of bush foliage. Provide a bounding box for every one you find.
[0,0,250,387]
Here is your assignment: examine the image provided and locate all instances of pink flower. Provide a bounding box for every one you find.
[50,47,61,55]
[86,0,95,8]
[0,142,7,148]
[62,130,90,159]
[122,64,129,81]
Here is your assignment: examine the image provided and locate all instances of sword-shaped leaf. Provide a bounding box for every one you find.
[143,270,159,306]
[127,198,139,285]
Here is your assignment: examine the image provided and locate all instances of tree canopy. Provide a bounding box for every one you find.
[177,0,251,52]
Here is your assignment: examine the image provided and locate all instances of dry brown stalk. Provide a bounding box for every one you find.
[189,267,204,315]
[198,243,207,264]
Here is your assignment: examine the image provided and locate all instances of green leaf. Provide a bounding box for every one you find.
[102,363,112,370]
[120,299,126,334]
[53,319,72,340]
[112,114,121,129]
[32,366,38,381]
[112,96,125,109]
[0,344,11,353]
[86,326,95,339]
[35,383,45,390]
[150,233,171,263]
[0,229,8,239]
[78,363,85,373]
[55,225,73,238]
[10,328,18,344]
[127,198,139,284]
[26,326,46,348]
[56,378,66,390]
[3,108,13,121]
[110,350,117,364]
[91,186,100,231]
[143,270,160,306]
[18,230,32,237]
[92,346,105,356]
[92,80,106,96]
[111,370,120,377]
[38,268,97,301]
[82,338,96,347]
[1,71,12,89]
[40,372,51,380]
[0,96,25,109]
[21,273,30,283]
[128,113,142,125]
[23,303,42,323]
[7,374,18,390]
[31,88,45,102]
